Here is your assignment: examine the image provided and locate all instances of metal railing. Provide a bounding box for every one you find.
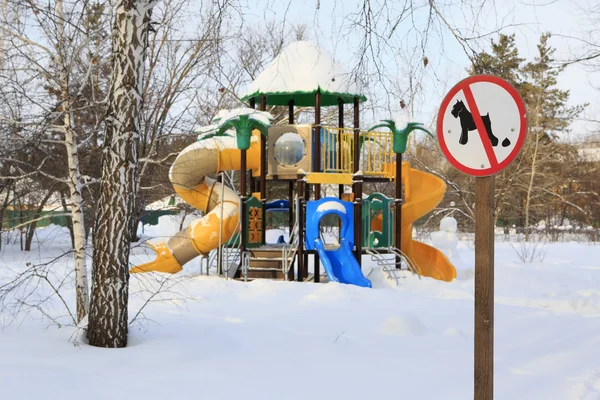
[389,247,420,277]
[366,247,420,286]
[222,219,242,278]
[363,198,420,283]
[207,170,243,278]
[206,216,242,278]
[282,195,300,280]
[222,170,236,190]
[241,250,250,282]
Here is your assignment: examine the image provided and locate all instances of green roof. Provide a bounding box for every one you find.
[242,88,366,107]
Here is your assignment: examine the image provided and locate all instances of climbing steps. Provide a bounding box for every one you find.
[245,249,288,280]
[212,246,297,281]
[366,248,420,285]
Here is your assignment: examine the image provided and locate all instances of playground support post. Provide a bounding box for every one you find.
[474,176,495,400]
[314,91,322,193]
[259,94,267,197]
[338,98,344,198]
[314,90,321,282]
[353,173,363,266]
[288,99,295,245]
[217,172,224,276]
[249,97,256,192]
[259,95,267,244]
[240,149,247,268]
[352,97,361,266]
[288,180,294,235]
[353,97,359,174]
[395,153,402,267]
[303,183,310,277]
[296,173,305,282]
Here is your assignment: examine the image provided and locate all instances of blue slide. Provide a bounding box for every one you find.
[305,198,372,288]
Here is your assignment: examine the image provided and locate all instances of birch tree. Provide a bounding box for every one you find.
[54,0,89,322]
[0,0,115,321]
[87,0,157,348]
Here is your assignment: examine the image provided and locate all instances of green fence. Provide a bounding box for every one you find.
[1,210,70,229]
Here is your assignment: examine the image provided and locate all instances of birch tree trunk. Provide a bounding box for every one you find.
[55,0,90,323]
[87,0,155,348]
[524,91,542,242]
[24,187,55,251]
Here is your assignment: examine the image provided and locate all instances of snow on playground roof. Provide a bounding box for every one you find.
[241,41,366,107]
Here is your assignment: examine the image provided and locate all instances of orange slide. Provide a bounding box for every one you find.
[397,162,456,282]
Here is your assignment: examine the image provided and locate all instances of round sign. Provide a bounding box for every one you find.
[436,75,527,177]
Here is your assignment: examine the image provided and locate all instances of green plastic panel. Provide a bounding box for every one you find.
[362,193,393,248]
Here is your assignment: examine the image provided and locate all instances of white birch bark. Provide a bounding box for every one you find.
[87,0,156,348]
[55,0,89,322]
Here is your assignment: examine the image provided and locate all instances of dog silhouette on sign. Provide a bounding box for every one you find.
[450,100,511,147]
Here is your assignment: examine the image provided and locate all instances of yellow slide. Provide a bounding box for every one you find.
[397,162,457,282]
[130,132,261,274]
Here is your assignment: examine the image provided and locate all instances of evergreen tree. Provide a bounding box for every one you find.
[471,34,524,88]
[467,33,585,231]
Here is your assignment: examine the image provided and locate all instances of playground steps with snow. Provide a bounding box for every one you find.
[245,249,288,280]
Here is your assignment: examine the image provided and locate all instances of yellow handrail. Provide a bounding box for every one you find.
[359,130,395,176]
[321,127,354,174]
[319,126,395,177]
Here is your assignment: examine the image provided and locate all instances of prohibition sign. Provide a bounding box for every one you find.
[437,75,527,177]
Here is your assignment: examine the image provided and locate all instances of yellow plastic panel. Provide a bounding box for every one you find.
[305,172,353,185]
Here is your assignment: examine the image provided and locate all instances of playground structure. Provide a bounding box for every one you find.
[131,41,456,285]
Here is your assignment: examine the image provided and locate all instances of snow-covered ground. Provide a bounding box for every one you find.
[1,217,600,399]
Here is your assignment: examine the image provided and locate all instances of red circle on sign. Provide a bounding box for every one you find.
[436,75,527,177]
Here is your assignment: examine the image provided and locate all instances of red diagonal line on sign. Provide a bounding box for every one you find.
[462,84,498,167]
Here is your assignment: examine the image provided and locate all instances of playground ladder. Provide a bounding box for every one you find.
[365,248,421,285]
[389,247,420,278]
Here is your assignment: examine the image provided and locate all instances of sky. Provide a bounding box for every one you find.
[222,0,599,140]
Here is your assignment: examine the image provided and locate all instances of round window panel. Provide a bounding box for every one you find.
[274,132,305,166]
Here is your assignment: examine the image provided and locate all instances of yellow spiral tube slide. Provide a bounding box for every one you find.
[130,132,261,274]
[398,162,457,282]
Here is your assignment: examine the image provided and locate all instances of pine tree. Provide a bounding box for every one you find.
[471,34,524,88]
[469,33,584,232]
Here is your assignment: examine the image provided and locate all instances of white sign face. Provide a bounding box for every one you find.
[437,75,527,177]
